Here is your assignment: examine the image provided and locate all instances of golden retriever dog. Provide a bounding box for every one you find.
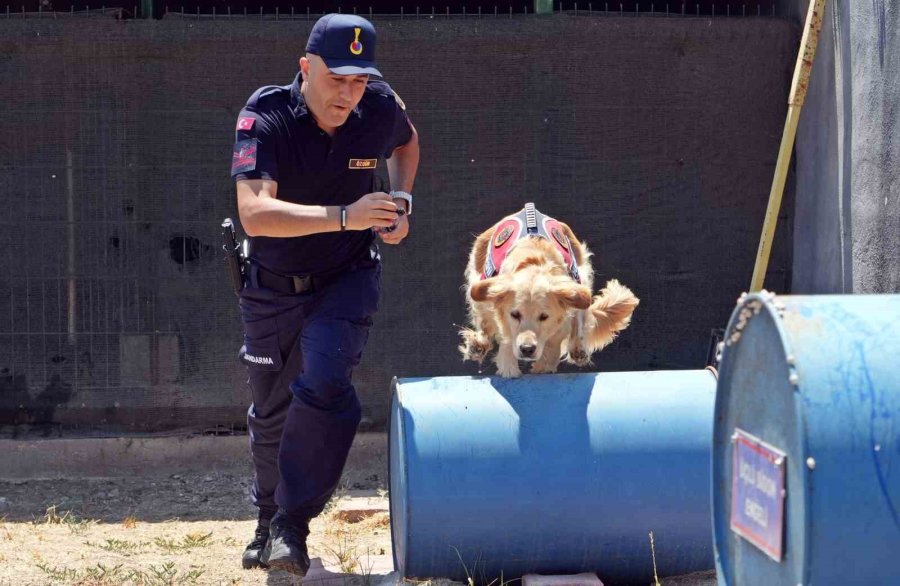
[459,204,639,378]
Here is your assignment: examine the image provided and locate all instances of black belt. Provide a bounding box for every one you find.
[255,264,342,294]
[252,254,379,295]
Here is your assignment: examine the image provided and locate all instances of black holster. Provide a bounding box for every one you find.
[222,218,245,296]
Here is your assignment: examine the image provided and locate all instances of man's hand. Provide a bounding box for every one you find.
[378,212,409,245]
[346,192,399,230]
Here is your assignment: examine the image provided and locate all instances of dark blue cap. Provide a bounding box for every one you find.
[305,14,381,77]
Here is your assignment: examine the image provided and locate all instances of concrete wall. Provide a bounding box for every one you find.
[785,0,899,293]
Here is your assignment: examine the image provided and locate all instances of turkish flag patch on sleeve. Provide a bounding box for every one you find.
[231,138,258,174]
[236,116,255,131]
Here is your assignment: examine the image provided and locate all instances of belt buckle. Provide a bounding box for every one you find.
[291,275,313,294]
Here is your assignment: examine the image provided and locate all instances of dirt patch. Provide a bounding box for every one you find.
[0,468,397,586]
[0,448,715,586]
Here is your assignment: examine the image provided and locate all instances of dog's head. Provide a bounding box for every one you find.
[470,268,591,362]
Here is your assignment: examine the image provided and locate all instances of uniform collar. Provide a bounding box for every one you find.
[289,73,362,121]
[289,73,309,118]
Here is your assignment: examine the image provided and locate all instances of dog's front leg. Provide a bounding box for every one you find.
[494,342,521,378]
[565,310,591,367]
[532,333,564,374]
[460,327,493,363]
[459,311,496,364]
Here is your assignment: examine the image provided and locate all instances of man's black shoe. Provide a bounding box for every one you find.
[241,524,271,569]
[260,512,310,576]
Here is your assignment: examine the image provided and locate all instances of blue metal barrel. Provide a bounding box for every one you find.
[713,294,900,586]
[389,370,717,584]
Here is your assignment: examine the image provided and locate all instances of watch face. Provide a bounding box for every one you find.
[392,193,411,214]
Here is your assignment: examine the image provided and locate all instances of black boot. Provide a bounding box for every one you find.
[241,524,270,570]
[260,511,311,576]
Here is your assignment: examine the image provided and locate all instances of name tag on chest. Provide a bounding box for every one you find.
[348,158,377,170]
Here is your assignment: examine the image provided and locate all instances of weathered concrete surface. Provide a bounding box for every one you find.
[789,0,900,293]
[0,431,387,481]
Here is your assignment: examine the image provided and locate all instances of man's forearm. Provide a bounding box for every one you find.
[240,196,341,238]
[387,132,420,207]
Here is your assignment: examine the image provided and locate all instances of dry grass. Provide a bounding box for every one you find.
[36,505,99,536]
[33,559,206,585]
[450,546,520,586]
[84,538,150,556]
[0,490,395,586]
[2,515,243,584]
[153,532,215,553]
[317,494,394,585]
[650,531,661,586]
[1,518,13,542]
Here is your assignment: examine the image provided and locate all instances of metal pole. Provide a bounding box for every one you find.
[66,149,76,345]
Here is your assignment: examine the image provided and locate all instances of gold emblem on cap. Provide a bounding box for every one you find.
[349,27,364,56]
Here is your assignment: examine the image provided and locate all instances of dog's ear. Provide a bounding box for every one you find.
[470,277,509,303]
[553,282,592,310]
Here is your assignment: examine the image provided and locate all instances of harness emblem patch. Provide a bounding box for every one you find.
[551,227,569,249]
[494,226,514,248]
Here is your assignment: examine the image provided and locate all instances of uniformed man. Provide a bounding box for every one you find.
[230,13,419,576]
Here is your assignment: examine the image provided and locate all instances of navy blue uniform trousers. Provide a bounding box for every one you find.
[238,259,380,525]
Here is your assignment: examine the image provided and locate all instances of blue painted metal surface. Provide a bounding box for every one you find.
[389,370,717,584]
[713,294,900,586]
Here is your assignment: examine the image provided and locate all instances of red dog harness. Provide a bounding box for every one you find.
[482,203,581,283]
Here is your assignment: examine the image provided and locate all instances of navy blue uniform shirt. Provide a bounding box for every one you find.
[232,73,413,276]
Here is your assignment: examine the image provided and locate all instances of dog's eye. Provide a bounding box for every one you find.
[539,313,549,322]
[510,311,521,321]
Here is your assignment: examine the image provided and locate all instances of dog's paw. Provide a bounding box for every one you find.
[468,340,492,363]
[567,345,591,367]
[496,364,522,378]
[494,344,521,378]
[530,361,559,374]
[459,329,492,363]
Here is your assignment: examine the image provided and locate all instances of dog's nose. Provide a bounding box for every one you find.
[519,343,536,358]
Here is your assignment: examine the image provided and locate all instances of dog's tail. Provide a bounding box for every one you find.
[585,279,639,353]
